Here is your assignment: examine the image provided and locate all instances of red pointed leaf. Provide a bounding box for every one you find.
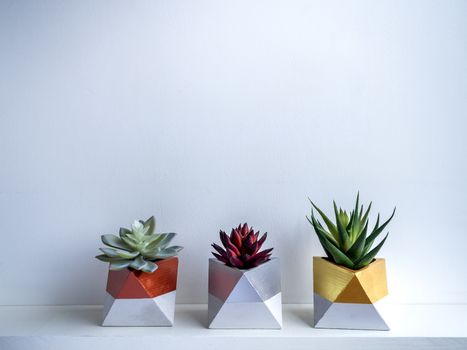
[212,252,229,263]
[256,232,267,250]
[231,230,242,248]
[229,255,244,268]
[241,223,249,236]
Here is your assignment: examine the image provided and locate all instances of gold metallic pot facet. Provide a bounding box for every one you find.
[313,257,388,304]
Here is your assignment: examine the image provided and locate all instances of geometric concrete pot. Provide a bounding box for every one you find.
[102,257,178,326]
[313,257,389,330]
[208,258,282,329]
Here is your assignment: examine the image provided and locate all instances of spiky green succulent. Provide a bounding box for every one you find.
[96,216,182,273]
[307,193,395,270]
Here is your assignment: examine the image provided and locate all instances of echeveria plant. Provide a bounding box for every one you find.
[96,216,182,273]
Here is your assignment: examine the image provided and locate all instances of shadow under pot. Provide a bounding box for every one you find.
[208,258,282,329]
[313,257,389,330]
[102,256,178,326]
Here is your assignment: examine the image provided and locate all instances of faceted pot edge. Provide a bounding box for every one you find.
[208,258,282,329]
[102,256,179,327]
[312,256,389,331]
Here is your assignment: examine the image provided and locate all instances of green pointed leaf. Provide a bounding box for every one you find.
[101,234,132,250]
[160,247,179,255]
[100,247,139,259]
[308,211,339,246]
[339,208,350,228]
[121,235,140,250]
[167,245,183,252]
[355,192,360,215]
[145,246,180,259]
[347,211,354,233]
[372,213,380,232]
[109,260,132,270]
[141,260,158,273]
[350,194,360,239]
[308,199,339,241]
[119,227,132,239]
[354,202,372,242]
[143,234,165,251]
[143,216,156,235]
[346,220,368,260]
[354,233,389,269]
[311,212,351,267]
[95,254,127,262]
[364,213,380,254]
[156,247,180,257]
[343,210,350,228]
[132,220,148,237]
[360,202,372,229]
[312,222,339,250]
[130,256,148,270]
[313,232,333,260]
[358,204,364,220]
[143,248,160,259]
[317,234,355,269]
[334,201,351,251]
[364,207,395,253]
[157,232,176,248]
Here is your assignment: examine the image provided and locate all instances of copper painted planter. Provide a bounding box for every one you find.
[313,257,389,330]
[208,258,282,329]
[102,257,178,326]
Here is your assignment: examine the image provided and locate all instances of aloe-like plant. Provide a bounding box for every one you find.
[212,223,273,269]
[96,216,182,273]
[307,194,395,270]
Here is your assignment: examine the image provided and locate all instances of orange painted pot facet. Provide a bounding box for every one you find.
[106,256,178,299]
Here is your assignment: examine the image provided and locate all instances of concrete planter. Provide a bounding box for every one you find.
[313,257,389,330]
[102,257,178,326]
[208,258,282,329]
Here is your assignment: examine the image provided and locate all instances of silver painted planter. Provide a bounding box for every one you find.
[102,257,178,327]
[208,258,282,329]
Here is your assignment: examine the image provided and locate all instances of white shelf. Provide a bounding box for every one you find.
[0,304,466,350]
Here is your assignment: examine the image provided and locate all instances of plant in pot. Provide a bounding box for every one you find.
[307,194,395,330]
[96,216,182,326]
[208,223,282,329]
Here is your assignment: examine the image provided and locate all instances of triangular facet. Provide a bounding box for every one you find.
[137,257,178,298]
[263,292,282,327]
[334,276,372,304]
[102,297,171,326]
[102,293,116,322]
[208,259,244,301]
[313,293,333,326]
[314,301,389,330]
[208,293,225,326]
[244,258,281,301]
[153,291,176,325]
[355,259,388,303]
[209,301,281,329]
[313,257,354,302]
[225,275,263,303]
[106,269,131,298]
[117,272,151,298]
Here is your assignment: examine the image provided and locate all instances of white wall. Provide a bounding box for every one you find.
[1,0,466,306]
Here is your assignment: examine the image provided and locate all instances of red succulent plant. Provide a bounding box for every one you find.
[211,223,273,269]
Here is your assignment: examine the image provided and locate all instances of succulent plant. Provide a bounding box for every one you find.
[307,193,395,270]
[96,216,182,273]
[211,223,273,269]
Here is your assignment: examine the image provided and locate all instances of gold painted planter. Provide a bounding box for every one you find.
[313,257,389,330]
